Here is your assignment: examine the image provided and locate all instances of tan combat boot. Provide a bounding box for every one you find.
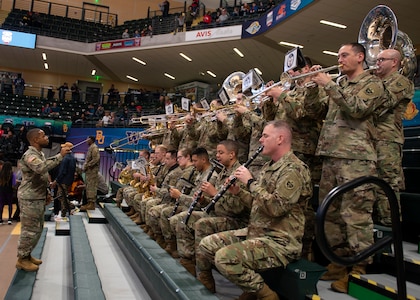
[164,239,179,258]
[256,284,279,300]
[197,270,216,293]
[320,263,348,281]
[16,256,39,272]
[30,255,42,265]
[80,202,95,212]
[180,258,196,277]
[125,206,136,216]
[154,233,166,248]
[130,212,139,220]
[331,264,366,293]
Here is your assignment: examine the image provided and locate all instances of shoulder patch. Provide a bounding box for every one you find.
[27,155,36,163]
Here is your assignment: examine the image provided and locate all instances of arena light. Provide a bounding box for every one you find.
[206,70,216,77]
[91,69,96,76]
[164,73,175,80]
[254,68,262,75]
[179,53,192,62]
[132,57,146,65]
[44,62,49,70]
[323,50,338,56]
[233,47,244,57]
[320,20,347,29]
[42,52,47,60]
[279,41,304,48]
[126,75,138,81]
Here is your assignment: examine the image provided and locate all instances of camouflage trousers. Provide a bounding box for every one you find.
[144,197,161,226]
[115,186,135,206]
[85,170,98,203]
[319,157,376,262]
[295,151,323,185]
[374,141,404,225]
[133,192,147,217]
[198,228,288,293]
[148,202,170,235]
[176,210,244,260]
[160,204,179,240]
[17,199,45,258]
[57,183,70,217]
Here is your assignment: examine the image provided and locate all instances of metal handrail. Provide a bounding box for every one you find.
[315,176,406,300]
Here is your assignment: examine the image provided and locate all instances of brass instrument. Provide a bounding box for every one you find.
[142,163,156,199]
[130,112,189,125]
[358,5,417,80]
[118,168,134,185]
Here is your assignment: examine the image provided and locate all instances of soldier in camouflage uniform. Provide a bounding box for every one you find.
[173,114,198,151]
[187,100,228,159]
[17,128,71,272]
[197,120,312,299]
[305,43,385,293]
[144,149,182,246]
[80,136,100,211]
[373,49,414,226]
[265,58,325,261]
[162,148,216,258]
[175,140,248,278]
[131,145,167,225]
[147,148,196,252]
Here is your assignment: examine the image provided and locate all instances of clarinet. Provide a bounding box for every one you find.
[182,159,224,225]
[168,169,196,218]
[202,145,264,214]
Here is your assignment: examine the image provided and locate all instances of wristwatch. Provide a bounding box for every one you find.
[247,178,255,190]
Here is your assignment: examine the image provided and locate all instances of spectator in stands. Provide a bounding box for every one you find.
[70,83,80,102]
[50,102,60,117]
[85,104,95,119]
[0,161,16,225]
[20,11,33,26]
[107,84,119,105]
[266,0,276,10]
[95,104,105,119]
[147,24,153,38]
[32,12,42,28]
[57,82,68,101]
[202,10,212,24]
[109,111,116,126]
[160,0,170,17]
[241,3,251,16]
[101,110,111,127]
[191,0,199,14]
[73,112,87,124]
[42,103,52,116]
[185,6,195,30]
[1,75,13,94]
[17,125,29,155]
[14,74,25,97]
[250,2,259,14]
[216,8,229,24]
[47,87,55,101]
[119,107,130,126]
[231,7,240,18]
[174,13,185,35]
[134,30,141,38]
[122,28,130,39]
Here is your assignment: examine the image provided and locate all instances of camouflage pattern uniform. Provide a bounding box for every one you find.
[85,142,100,204]
[374,72,414,225]
[197,151,312,292]
[188,119,228,160]
[227,115,250,164]
[18,146,63,258]
[133,162,167,219]
[176,160,247,261]
[159,165,198,240]
[162,165,215,242]
[146,163,184,235]
[175,123,198,151]
[162,127,180,151]
[240,110,269,178]
[305,71,384,261]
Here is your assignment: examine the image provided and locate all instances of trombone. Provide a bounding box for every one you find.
[130,112,189,125]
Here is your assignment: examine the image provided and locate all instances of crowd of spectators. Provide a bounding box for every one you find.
[0,124,28,165]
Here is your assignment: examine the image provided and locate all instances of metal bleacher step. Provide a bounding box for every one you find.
[87,206,107,224]
[55,219,70,235]
[348,273,420,300]
[381,241,420,284]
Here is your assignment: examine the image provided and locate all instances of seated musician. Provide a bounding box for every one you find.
[68,172,85,204]
[196,120,312,299]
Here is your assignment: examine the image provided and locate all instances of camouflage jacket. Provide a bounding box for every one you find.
[305,71,385,161]
[85,143,100,171]
[190,119,228,159]
[227,115,250,164]
[241,110,269,166]
[375,71,414,144]
[239,151,312,257]
[155,163,183,202]
[18,146,63,200]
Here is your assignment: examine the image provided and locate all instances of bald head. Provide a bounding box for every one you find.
[375,49,402,79]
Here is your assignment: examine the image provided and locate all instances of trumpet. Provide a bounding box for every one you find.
[130,112,190,125]
[243,64,342,103]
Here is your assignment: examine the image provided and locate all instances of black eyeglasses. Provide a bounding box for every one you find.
[376,57,394,63]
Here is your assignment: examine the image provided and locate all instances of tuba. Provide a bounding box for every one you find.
[358,5,417,80]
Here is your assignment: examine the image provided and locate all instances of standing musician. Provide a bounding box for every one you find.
[175,140,247,278]
[196,120,312,298]
[373,48,414,226]
[304,42,385,293]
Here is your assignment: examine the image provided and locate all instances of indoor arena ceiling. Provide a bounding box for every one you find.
[0,0,418,89]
